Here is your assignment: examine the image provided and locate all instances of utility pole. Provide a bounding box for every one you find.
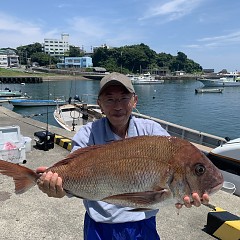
[121,51,122,73]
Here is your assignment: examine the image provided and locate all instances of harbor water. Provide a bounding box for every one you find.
[1,78,239,140]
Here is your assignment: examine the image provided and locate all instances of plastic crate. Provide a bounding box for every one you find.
[0,126,26,164]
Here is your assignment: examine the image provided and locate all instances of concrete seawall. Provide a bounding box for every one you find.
[0,76,43,83]
[0,106,239,240]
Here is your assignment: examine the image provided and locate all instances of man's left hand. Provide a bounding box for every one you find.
[175,193,209,209]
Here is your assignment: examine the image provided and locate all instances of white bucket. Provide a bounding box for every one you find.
[24,137,32,152]
[221,181,236,194]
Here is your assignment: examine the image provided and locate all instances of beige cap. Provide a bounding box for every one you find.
[98,72,135,97]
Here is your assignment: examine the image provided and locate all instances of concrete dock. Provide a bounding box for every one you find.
[0,76,43,83]
[0,106,239,240]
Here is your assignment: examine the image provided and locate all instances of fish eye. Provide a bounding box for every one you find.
[195,164,206,176]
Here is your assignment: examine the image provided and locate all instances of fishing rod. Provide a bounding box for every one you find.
[33,79,55,151]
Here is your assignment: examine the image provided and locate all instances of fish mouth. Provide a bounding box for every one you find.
[207,182,224,195]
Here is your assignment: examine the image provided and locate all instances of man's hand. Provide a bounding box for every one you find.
[175,193,209,209]
[36,167,66,198]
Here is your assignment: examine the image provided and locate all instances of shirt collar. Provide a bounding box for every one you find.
[104,115,137,142]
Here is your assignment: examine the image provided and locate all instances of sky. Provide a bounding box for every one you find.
[1,0,240,72]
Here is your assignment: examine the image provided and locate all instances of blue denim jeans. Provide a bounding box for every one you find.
[84,212,160,240]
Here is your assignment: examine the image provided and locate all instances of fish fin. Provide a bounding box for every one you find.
[0,160,38,194]
[64,189,84,199]
[51,145,104,168]
[102,190,172,207]
[127,208,154,212]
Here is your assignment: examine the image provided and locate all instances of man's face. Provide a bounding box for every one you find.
[98,85,138,128]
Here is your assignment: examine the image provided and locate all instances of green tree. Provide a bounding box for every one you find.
[31,52,57,66]
[17,43,43,65]
[156,52,173,68]
[93,44,159,74]
[68,45,84,57]
[92,47,109,65]
[176,51,187,62]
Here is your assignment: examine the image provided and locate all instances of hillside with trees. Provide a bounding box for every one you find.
[92,43,202,74]
[14,42,202,74]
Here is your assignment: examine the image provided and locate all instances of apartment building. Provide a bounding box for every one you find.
[57,56,93,68]
[43,33,70,61]
[0,49,19,68]
[0,55,8,68]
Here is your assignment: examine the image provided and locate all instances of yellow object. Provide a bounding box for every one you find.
[54,135,72,151]
[206,207,240,240]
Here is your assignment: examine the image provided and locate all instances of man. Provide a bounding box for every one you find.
[37,72,209,239]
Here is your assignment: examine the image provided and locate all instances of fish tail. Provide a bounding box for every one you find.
[0,160,39,194]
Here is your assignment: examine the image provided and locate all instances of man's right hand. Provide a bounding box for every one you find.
[36,167,66,198]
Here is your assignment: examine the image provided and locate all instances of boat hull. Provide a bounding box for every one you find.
[10,99,66,107]
[198,78,240,87]
[53,104,103,132]
[128,72,164,85]
[132,80,164,85]
[0,92,23,97]
[195,88,223,93]
[207,138,240,196]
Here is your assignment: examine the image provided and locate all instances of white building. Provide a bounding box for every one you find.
[43,33,70,61]
[0,49,19,68]
[0,54,8,68]
[93,43,112,52]
[8,55,19,67]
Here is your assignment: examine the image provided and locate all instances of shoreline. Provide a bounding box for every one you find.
[41,75,91,81]
[1,68,200,82]
[0,74,93,82]
[1,66,203,83]
[0,73,199,82]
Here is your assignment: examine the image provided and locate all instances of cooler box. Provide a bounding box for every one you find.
[34,131,55,151]
[0,126,26,164]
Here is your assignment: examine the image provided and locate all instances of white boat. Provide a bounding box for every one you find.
[195,88,223,93]
[0,88,24,98]
[128,72,164,85]
[10,99,67,107]
[53,103,103,132]
[197,74,240,87]
[207,138,240,196]
[0,95,30,103]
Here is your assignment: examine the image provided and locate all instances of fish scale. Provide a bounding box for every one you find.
[0,136,224,209]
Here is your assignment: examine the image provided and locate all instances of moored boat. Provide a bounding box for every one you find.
[0,95,30,103]
[10,99,67,107]
[53,103,103,132]
[128,72,164,85]
[197,74,240,87]
[0,88,24,98]
[195,88,223,93]
[207,138,240,196]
